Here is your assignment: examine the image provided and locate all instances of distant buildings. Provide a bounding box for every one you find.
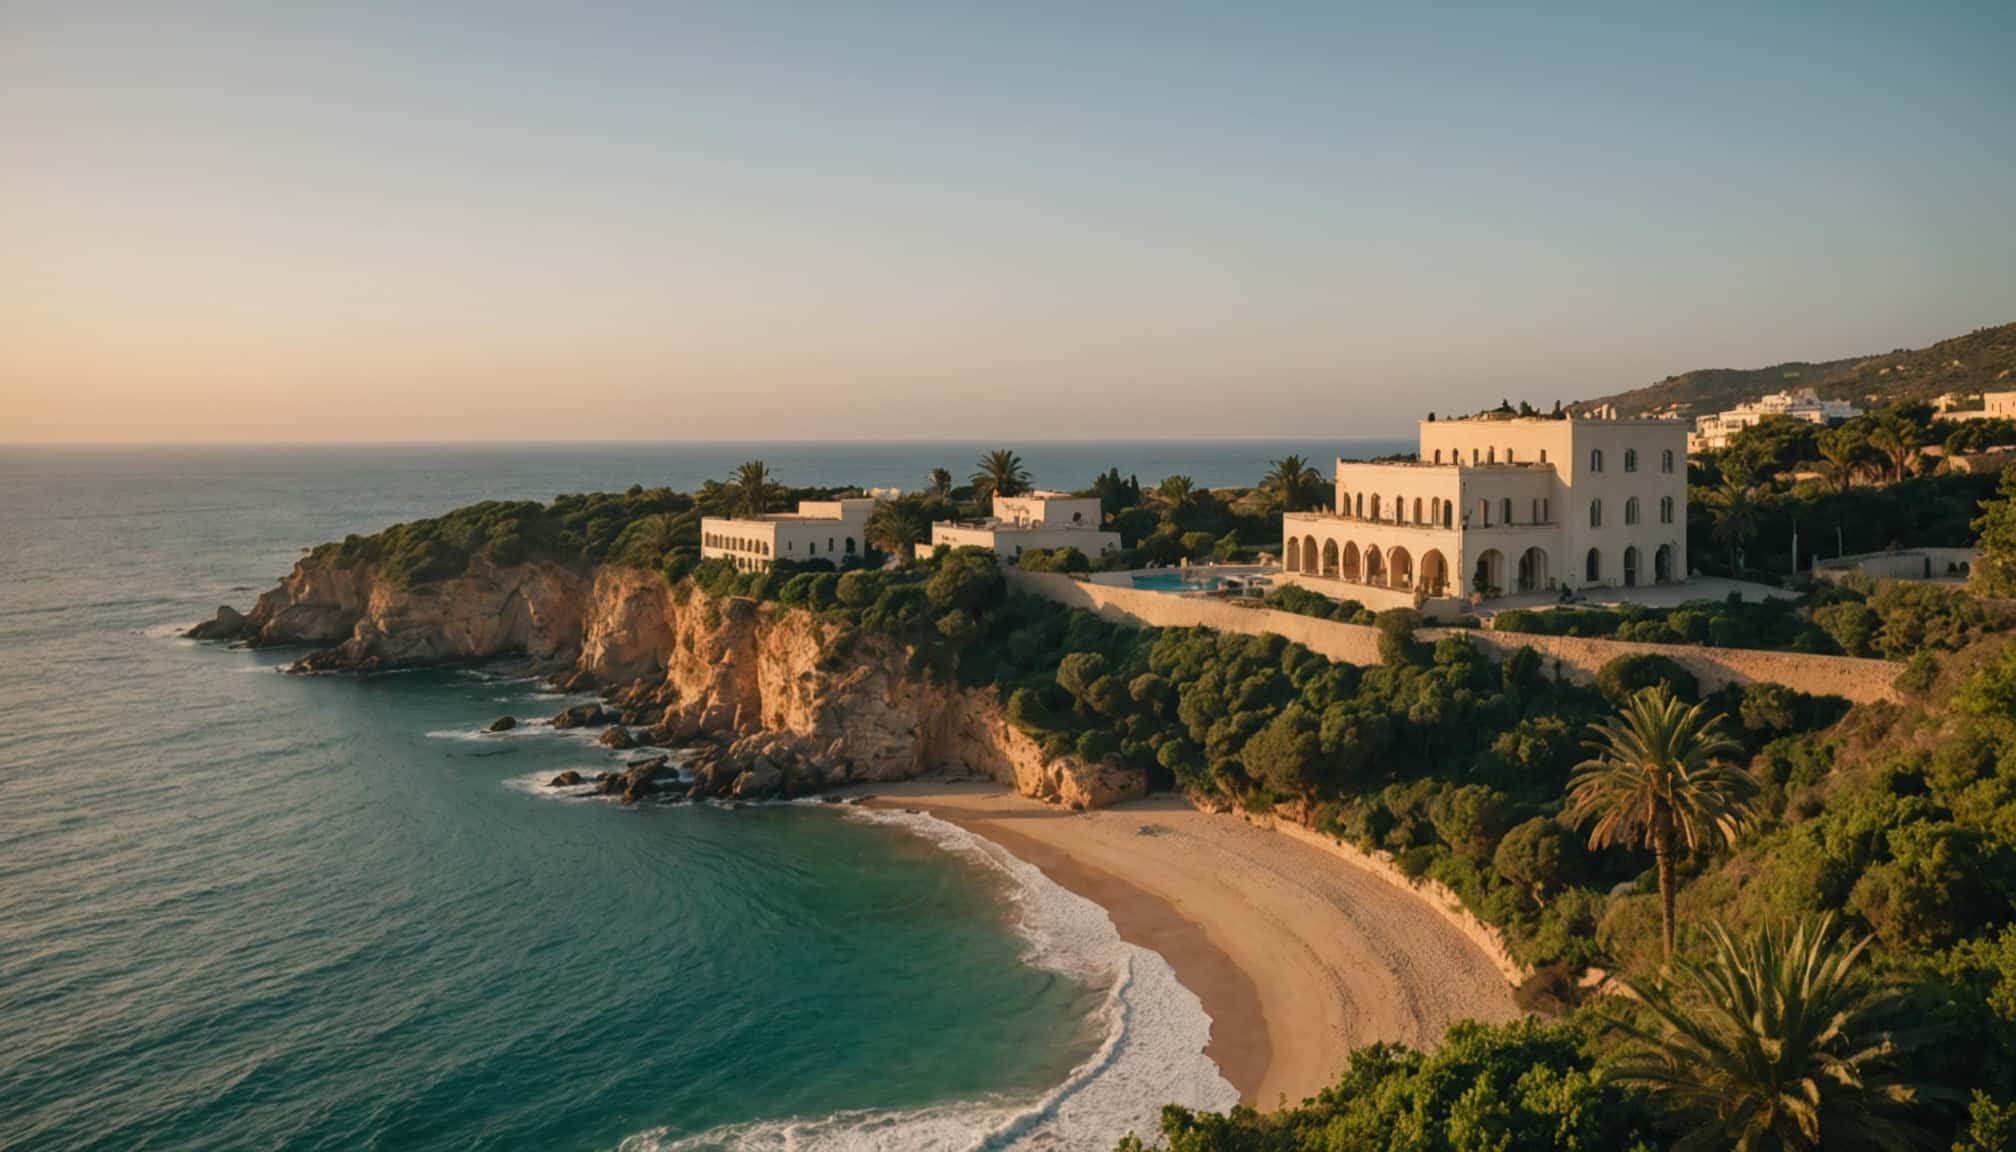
[1281,414,1689,610]
[1934,391,2016,423]
[931,491,1122,563]
[701,498,877,572]
[1688,388,1861,452]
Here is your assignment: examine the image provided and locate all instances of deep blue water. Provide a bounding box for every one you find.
[0,441,1351,1149]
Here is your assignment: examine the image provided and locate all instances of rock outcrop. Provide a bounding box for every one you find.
[194,551,1143,808]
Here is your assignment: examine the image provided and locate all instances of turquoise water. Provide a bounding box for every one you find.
[1128,573,1227,593]
[0,444,1266,1150]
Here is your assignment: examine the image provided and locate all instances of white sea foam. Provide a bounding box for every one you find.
[618,806,1239,1152]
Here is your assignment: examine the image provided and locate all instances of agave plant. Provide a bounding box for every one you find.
[971,449,1031,502]
[1611,915,1943,1151]
[1566,685,1758,959]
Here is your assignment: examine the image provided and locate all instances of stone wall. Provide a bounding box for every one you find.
[1006,569,1902,704]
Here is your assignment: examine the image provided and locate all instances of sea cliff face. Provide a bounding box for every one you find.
[193,556,1143,809]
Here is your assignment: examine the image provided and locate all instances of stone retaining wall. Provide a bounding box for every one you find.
[1006,569,1902,704]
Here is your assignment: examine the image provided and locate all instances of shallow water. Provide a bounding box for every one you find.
[0,443,1276,1149]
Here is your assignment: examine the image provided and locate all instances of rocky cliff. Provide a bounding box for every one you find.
[190,556,1143,809]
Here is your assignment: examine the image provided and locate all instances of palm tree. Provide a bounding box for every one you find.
[1156,474,1198,510]
[1816,429,1869,494]
[1566,686,1758,959]
[1866,416,1921,485]
[1707,480,1762,572]
[971,449,1031,502]
[1262,455,1324,512]
[926,467,954,500]
[866,498,928,562]
[729,460,780,518]
[1611,915,1942,1151]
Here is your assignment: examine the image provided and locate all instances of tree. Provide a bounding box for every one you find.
[1865,412,1923,485]
[1970,464,2016,597]
[1566,685,1757,958]
[1707,480,1763,572]
[1494,817,1583,907]
[1261,455,1324,512]
[1091,467,1141,515]
[971,449,1031,502]
[866,498,929,562]
[926,467,954,499]
[1817,426,1872,494]
[1612,915,1942,1151]
[1156,474,1198,510]
[728,460,780,517]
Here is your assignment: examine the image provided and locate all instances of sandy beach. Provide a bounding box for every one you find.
[865,781,1523,1109]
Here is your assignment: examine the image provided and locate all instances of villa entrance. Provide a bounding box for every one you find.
[1623,546,1640,587]
[1655,544,1673,583]
[1472,549,1505,598]
[1420,549,1449,596]
[1516,547,1549,593]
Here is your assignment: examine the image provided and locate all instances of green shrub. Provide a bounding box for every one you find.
[1594,652,1698,703]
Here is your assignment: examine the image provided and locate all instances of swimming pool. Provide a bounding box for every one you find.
[1130,572,1228,593]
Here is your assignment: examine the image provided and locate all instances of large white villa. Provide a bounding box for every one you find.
[931,491,1122,562]
[701,498,876,572]
[1688,388,1860,452]
[1281,415,1690,612]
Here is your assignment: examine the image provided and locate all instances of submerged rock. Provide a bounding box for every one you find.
[548,770,583,787]
[598,725,635,750]
[488,715,518,733]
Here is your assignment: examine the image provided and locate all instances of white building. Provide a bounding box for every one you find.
[701,498,876,572]
[1934,391,2016,423]
[931,491,1122,563]
[1281,415,1689,612]
[1689,388,1861,452]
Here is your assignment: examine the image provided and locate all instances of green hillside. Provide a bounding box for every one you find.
[1570,321,2016,418]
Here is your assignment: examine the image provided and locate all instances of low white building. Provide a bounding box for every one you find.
[1281,415,1689,611]
[1934,390,2016,423]
[701,498,876,572]
[931,491,1122,563]
[1689,388,1860,452]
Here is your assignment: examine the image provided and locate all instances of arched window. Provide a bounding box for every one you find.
[1624,497,1640,525]
[1487,446,1496,463]
[1413,497,1423,523]
[1586,548,1601,582]
[1434,449,1443,464]
[1624,448,1638,473]
[1339,489,1351,517]
[1660,496,1674,524]
[1355,493,1364,517]
[1479,499,1492,527]
[1370,494,1382,521]
[1393,494,1403,523]
[845,536,857,554]
[1539,449,1548,464]
[1506,448,1516,463]
[1542,498,1550,521]
[1661,449,1675,474]
[1472,448,1481,464]
[1443,501,1454,528]
[1589,499,1602,527]
[1501,497,1513,524]
[1589,449,1604,472]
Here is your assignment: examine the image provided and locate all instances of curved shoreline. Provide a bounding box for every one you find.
[865,781,1523,1108]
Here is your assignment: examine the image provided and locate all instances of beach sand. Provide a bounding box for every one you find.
[865,781,1523,1109]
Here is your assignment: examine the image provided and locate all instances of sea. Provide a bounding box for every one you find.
[0,439,1404,1151]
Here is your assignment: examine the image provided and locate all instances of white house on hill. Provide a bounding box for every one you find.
[1281,415,1689,611]
[931,491,1122,563]
[701,498,876,572]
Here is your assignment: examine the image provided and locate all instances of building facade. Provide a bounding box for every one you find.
[1689,388,1860,451]
[1934,390,2016,423]
[931,491,1122,562]
[701,498,877,572]
[1281,416,1688,610]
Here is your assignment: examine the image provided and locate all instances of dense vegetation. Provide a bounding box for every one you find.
[1571,320,2016,418]
[1489,577,1999,662]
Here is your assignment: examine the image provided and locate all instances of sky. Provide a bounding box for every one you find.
[3,1,2013,444]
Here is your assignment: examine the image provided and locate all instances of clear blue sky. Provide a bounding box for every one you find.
[3,1,2012,442]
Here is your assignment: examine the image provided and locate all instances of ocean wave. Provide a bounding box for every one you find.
[621,806,1238,1151]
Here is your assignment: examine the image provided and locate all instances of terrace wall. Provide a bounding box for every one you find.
[1005,570,1902,704]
